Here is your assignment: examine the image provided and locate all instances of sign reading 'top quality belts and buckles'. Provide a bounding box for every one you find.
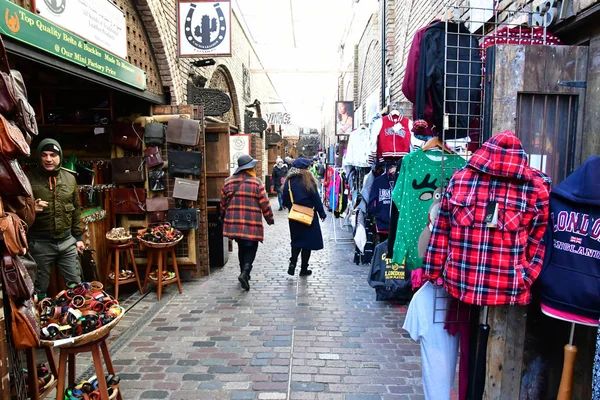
[177,0,232,57]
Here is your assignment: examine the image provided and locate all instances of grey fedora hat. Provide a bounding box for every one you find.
[234,154,258,175]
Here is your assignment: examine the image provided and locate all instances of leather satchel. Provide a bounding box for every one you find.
[79,249,100,283]
[287,187,314,226]
[113,188,146,214]
[0,197,28,256]
[168,208,199,230]
[148,170,165,192]
[4,195,35,228]
[111,157,145,184]
[110,122,143,150]
[144,122,165,146]
[0,113,29,158]
[10,298,40,350]
[144,146,164,168]
[147,197,174,223]
[168,149,202,176]
[173,178,200,201]
[166,118,200,146]
[2,249,34,302]
[0,155,32,197]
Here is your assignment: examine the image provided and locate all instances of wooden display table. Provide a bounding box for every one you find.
[105,241,143,301]
[24,347,58,400]
[142,244,182,301]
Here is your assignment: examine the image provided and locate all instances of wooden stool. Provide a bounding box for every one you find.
[25,347,59,400]
[54,337,122,400]
[106,242,143,301]
[142,246,182,301]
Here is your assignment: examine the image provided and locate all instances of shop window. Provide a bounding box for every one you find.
[516,93,578,185]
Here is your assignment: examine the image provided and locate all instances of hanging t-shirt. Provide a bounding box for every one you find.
[391,149,466,270]
[403,282,459,400]
[369,172,395,232]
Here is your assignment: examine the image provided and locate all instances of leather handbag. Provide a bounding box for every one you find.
[79,249,100,283]
[146,197,174,223]
[111,157,145,184]
[287,187,314,226]
[0,114,29,158]
[168,208,199,230]
[168,149,202,176]
[19,252,37,287]
[0,37,38,137]
[4,195,35,228]
[149,170,165,192]
[2,249,34,302]
[0,198,28,255]
[9,298,40,350]
[110,122,143,150]
[0,156,33,197]
[173,178,200,201]
[113,188,146,214]
[144,146,164,168]
[144,122,165,146]
[166,118,200,146]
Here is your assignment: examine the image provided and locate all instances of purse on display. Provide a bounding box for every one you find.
[1,249,34,302]
[111,157,145,184]
[148,170,165,192]
[287,187,314,226]
[109,122,143,150]
[79,249,100,283]
[0,156,32,197]
[4,195,35,228]
[167,149,202,176]
[113,188,146,214]
[0,114,29,158]
[168,208,199,230]
[166,118,200,146]
[144,146,164,169]
[146,197,174,223]
[10,298,40,350]
[173,178,200,201]
[0,198,28,256]
[19,252,37,287]
[144,122,165,146]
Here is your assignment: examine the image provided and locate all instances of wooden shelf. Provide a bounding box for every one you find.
[39,124,111,128]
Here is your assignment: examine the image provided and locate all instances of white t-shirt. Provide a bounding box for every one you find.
[403,282,459,400]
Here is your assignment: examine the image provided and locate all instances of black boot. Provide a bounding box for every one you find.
[287,259,296,276]
[299,264,312,276]
[238,263,252,290]
[239,265,251,280]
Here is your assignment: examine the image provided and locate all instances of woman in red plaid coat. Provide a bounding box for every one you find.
[220,154,274,290]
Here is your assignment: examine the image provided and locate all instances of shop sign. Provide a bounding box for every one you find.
[266,112,291,125]
[0,0,146,90]
[178,0,232,57]
[37,0,127,59]
[230,134,251,175]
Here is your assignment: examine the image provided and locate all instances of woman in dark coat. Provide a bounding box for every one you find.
[282,158,327,276]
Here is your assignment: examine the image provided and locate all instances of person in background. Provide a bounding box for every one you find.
[27,139,84,300]
[282,158,327,277]
[271,157,288,211]
[220,154,274,290]
[284,156,294,168]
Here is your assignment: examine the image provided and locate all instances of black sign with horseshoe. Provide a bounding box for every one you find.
[184,3,227,51]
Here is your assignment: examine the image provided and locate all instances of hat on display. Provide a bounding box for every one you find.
[234,154,258,175]
[292,158,311,170]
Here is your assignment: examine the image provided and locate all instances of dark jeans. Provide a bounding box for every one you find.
[277,191,284,209]
[291,246,312,267]
[236,239,259,268]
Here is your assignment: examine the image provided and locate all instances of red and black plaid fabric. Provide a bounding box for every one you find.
[424,131,550,306]
[220,173,274,242]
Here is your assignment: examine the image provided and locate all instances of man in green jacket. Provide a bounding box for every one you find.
[27,138,83,298]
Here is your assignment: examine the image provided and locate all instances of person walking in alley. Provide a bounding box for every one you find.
[220,154,274,290]
[282,158,327,276]
[271,157,288,211]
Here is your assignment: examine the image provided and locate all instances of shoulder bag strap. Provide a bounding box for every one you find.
[288,185,294,204]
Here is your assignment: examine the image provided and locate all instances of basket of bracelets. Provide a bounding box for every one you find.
[38,282,124,348]
[137,223,183,249]
[105,227,132,244]
[64,374,121,400]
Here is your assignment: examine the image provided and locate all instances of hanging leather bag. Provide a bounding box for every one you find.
[168,208,199,230]
[1,249,34,302]
[173,178,200,201]
[0,114,29,158]
[111,157,145,184]
[144,122,165,146]
[146,197,174,223]
[4,195,35,228]
[287,187,314,226]
[0,198,28,256]
[0,37,38,137]
[168,149,203,176]
[148,170,165,192]
[110,122,143,150]
[166,118,200,146]
[79,249,100,283]
[0,155,32,197]
[9,298,40,350]
[113,188,146,214]
[144,146,164,168]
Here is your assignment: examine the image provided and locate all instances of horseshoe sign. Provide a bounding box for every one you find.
[178,0,232,57]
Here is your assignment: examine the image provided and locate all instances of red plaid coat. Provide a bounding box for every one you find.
[220,173,274,242]
[423,131,550,306]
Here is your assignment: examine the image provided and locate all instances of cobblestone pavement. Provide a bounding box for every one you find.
[86,200,424,400]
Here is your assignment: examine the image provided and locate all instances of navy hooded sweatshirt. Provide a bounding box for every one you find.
[538,156,600,320]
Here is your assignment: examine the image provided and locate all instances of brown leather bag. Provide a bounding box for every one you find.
[173,178,200,201]
[166,118,200,146]
[110,122,143,150]
[111,157,145,184]
[146,197,174,223]
[144,146,164,168]
[0,198,28,256]
[0,37,38,137]
[0,156,32,197]
[0,114,29,158]
[2,249,34,302]
[4,195,35,227]
[10,298,40,350]
[113,188,146,214]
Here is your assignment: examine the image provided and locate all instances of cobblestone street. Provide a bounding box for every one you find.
[104,200,423,400]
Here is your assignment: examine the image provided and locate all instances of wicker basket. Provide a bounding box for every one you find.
[138,233,183,249]
[40,307,125,348]
[105,234,132,244]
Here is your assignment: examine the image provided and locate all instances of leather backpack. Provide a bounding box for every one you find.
[0,197,28,256]
[0,113,29,159]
